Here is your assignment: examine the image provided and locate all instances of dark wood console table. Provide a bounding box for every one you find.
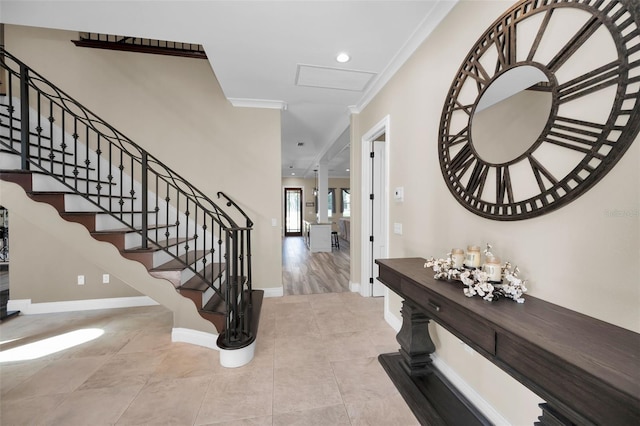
[376,258,640,425]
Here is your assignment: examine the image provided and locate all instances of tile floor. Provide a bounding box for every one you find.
[0,292,419,425]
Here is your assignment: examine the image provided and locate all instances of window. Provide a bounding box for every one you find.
[315,189,337,218]
[341,188,350,217]
[328,188,336,218]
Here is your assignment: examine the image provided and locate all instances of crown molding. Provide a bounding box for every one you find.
[351,0,459,114]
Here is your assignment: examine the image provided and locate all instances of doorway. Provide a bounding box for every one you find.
[360,116,389,298]
[284,187,303,236]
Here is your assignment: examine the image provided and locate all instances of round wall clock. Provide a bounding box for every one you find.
[438,0,640,220]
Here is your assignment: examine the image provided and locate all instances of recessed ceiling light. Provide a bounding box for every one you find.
[336,52,350,63]
[346,168,350,172]
[291,172,295,176]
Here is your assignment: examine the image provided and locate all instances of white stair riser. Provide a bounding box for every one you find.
[0,152,21,169]
[202,286,215,308]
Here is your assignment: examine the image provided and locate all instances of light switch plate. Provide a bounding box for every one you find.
[393,223,403,234]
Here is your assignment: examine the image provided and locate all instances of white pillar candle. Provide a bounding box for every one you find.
[484,257,502,282]
[451,249,465,269]
[465,246,481,268]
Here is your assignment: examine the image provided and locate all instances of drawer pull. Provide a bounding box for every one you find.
[428,301,441,312]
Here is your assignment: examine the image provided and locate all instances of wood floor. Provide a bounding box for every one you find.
[282,236,350,295]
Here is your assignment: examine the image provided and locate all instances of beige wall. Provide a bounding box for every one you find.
[5,25,283,305]
[351,1,639,423]
[281,177,350,230]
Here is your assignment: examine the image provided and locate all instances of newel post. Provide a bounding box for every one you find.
[141,151,148,249]
[19,63,29,171]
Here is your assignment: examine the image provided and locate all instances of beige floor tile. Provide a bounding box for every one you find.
[199,415,273,426]
[61,330,138,359]
[273,361,343,414]
[313,309,365,335]
[331,356,399,405]
[346,394,420,425]
[3,356,108,400]
[117,327,172,354]
[152,343,221,379]
[44,385,141,426]
[273,404,351,425]
[274,313,321,338]
[323,331,379,362]
[195,369,273,424]
[116,375,211,425]
[0,358,50,397]
[274,334,328,368]
[0,393,67,425]
[78,350,166,390]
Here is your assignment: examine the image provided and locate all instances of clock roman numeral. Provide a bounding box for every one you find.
[544,117,611,157]
[558,60,623,104]
[496,166,514,205]
[528,155,558,193]
[466,161,489,197]
[452,101,473,116]
[547,15,603,72]
[449,142,475,177]
[527,8,554,62]
[461,61,490,93]
[446,126,469,147]
[495,24,517,73]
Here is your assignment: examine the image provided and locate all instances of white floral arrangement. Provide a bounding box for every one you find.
[424,244,527,303]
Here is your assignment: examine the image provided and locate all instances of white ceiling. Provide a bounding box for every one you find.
[0,0,458,178]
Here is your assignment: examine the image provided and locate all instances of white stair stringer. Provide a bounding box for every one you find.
[0,178,219,340]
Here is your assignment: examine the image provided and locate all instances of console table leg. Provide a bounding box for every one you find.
[396,300,435,377]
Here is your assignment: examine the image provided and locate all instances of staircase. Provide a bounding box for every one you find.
[0,48,262,360]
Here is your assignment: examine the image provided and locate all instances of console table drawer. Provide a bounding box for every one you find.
[401,279,496,355]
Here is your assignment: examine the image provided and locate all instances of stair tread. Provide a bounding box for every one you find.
[91,223,176,234]
[29,190,136,200]
[149,249,209,271]
[180,263,226,292]
[124,236,195,253]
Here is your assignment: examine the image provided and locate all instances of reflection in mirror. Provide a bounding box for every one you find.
[472,66,551,165]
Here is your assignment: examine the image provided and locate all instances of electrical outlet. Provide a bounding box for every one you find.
[393,223,403,235]
[77,275,85,285]
[102,274,110,284]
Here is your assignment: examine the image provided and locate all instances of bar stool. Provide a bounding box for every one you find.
[331,231,340,250]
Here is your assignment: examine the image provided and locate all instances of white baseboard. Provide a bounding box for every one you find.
[384,308,402,332]
[261,286,283,298]
[171,327,219,350]
[349,281,360,293]
[7,296,158,315]
[431,353,510,425]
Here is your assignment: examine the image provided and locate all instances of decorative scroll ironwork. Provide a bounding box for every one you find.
[0,48,253,348]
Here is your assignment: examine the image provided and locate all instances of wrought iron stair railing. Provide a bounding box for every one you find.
[0,47,254,349]
[72,33,207,59]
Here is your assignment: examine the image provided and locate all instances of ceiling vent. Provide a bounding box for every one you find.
[295,64,376,92]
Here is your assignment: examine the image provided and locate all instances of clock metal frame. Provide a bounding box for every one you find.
[438,0,640,220]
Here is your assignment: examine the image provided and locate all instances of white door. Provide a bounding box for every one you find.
[370,139,387,297]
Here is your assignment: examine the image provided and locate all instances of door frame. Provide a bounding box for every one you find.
[283,186,304,237]
[359,115,390,297]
